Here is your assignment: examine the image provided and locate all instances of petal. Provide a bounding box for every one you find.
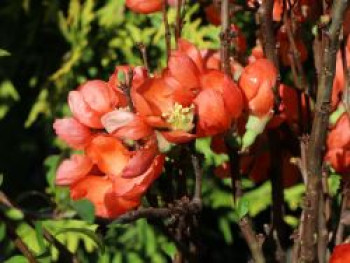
[122,138,159,178]
[201,49,221,70]
[248,80,274,116]
[200,70,244,119]
[101,110,153,140]
[163,73,195,107]
[53,118,92,149]
[104,191,141,218]
[194,89,231,136]
[56,154,93,186]
[178,39,204,73]
[138,77,175,115]
[86,135,131,178]
[168,50,201,91]
[79,80,116,114]
[68,91,103,129]
[125,0,162,14]
[113,154,165,198]
[70,175,120,218]
[327,114,350,149]
[222,77,244,118]
[161,130,196,143]
[330,243,350,263]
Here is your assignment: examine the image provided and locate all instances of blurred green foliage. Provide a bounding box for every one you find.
[0,0,325,262]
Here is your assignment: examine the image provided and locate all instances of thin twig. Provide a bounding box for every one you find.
[137,43,150,73]
[300,1,349,261]
[283,14,307,92]
[259,0,279,68]
[336,185,350,245]
[220,0,232,77]
[162,0,171,63]
[239,218,266,263]
[191,154,202,204]
[175,0,183,45]
[341,36,350,116]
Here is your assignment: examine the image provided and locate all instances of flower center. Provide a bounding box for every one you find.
[162,102,195,132]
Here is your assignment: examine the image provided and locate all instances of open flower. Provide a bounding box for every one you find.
[56,135,165,218]
[133,39,243,141]
[239,59,277,117]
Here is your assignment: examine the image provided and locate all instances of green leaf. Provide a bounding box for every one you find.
[284,184,305,210]
[34,221,46,253]
[241,182,272,216]
[4,256,28,263]
[16,220,100,257]
[329,173,341,196]
[55,227,104,252]
[5,208,24,221]
[0,49,10,57]
[44,155,61,189]
[0,80,20,120]
[0,222,6,242]
[236,199,249,219]
[329,104,346,125]
[284,215,299,227]
[71,199,95,224]
[195,137,229,167]
[0,173,3,187]
[219,218,233,244]
[161,242,176,259]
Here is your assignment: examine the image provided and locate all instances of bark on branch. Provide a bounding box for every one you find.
[300,1,349,262]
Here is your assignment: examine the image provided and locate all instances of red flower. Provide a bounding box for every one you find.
[68,80,118,129]
[239,59,277,117]
[125,0,162,14]
[330,243,350,263]
[325,114,350,173]
[56,135,165,218]
[53,118,92,149]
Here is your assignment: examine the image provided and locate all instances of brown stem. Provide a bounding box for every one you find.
[259,0,279,69]
[239,218,266,263]
[191,154,202,204]
[220,0,232,77]
[120,69,135,112]
[300,1,349,261]
[283,14,307,92]
[114,198,202,224]
[137,43,150,73]
[268,130,287,261]
[1,213,38,263]
[341,36,350,116]
[175,0,183,45]
[226,144,266,263]
[336,185,350,245]
[259,0,280,105]
[162,0,171,63]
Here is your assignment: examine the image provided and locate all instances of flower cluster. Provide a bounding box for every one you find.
[55,38,276,218]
